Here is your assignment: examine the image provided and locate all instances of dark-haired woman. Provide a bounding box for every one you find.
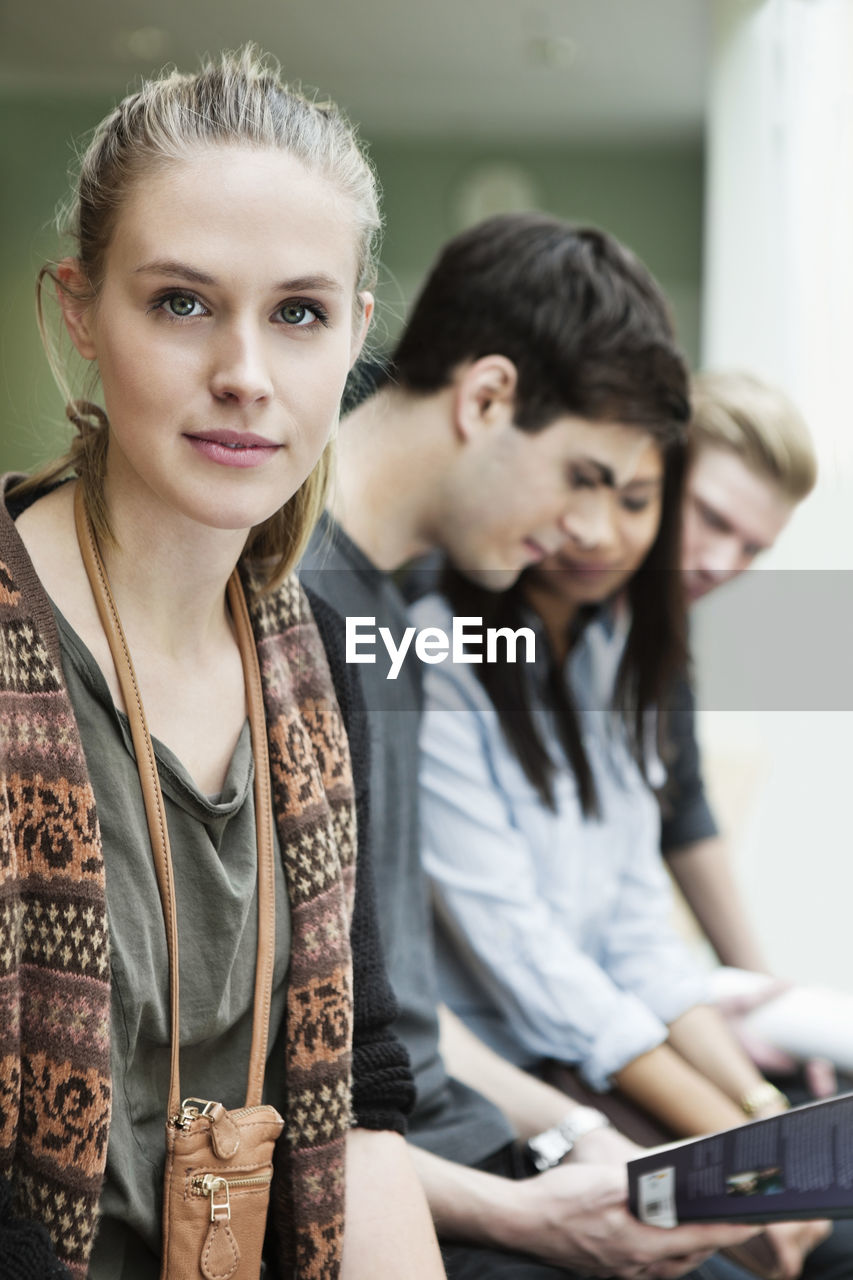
[414,433,795,1144]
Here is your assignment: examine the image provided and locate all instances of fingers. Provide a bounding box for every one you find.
[801,1219,832,1250]
[654,1221,761,1257]
[641,1249,716,1279]
[760,1220,832,1280]
[805,1057,837,1098]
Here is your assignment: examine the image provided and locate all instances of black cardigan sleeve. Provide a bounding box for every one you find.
[305,588,415,1133]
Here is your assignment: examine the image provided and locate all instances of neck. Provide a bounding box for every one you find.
[331,385,453,570]
[522,577,578,668]
[100,476,248,659]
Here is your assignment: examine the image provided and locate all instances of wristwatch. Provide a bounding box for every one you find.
[524,1106,611,1172]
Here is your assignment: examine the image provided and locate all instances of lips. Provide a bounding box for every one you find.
[186,430,280,449]
[185,430,282,469]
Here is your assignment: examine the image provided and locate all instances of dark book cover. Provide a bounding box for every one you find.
[628,1093,853,1226]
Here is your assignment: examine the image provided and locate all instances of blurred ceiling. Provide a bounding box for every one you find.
[0,0,709,142]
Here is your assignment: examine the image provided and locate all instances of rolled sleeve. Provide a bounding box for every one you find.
[602,819,711,1027]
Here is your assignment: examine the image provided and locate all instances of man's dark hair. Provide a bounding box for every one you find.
[391,212,689,444]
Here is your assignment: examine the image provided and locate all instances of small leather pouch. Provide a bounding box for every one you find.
[161,1100,284,1280]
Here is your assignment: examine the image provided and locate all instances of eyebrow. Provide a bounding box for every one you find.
[696,496,733,527]
[578,459,616,487]
[133,259,344,293]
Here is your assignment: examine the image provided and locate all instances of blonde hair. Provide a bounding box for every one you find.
[690,370,817,502]
[20,45,381,587]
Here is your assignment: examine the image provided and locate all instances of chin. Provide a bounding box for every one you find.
[194,485,290,535]
[453,564,521,593]
[544,568,619,606]
[685,577,712,604]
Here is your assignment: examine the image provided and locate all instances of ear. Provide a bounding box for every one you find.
[55,258,98,360]
[349,291,375,367]
[453,355,518,443]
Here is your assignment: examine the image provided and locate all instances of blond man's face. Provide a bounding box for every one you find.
[682,446,796,603]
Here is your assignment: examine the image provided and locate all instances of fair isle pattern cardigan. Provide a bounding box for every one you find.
[0,476,367,1279]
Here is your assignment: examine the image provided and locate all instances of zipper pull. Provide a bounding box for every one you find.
[194,1175,240,1280]
[204,1101,241,1159]
[200,1174,231,1223]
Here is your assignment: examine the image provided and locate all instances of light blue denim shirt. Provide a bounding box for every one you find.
[413,593,709,1093]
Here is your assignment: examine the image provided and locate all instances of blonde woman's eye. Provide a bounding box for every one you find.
[277,301,326,327]
[160,293,202,318]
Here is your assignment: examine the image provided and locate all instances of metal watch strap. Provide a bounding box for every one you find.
[525,1106,611,1172]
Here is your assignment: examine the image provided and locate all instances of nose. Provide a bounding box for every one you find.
[209,322,274,407]
[558,490,616,551]
[698,535,745,582]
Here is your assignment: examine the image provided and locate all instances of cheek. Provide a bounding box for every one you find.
[97,316,192,407]
[513,474,566,529]
[291,336,355,405]
[96,342,158,421]
[622,513,661,572]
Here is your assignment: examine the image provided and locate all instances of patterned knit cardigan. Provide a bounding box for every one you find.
[0,476,410,1279]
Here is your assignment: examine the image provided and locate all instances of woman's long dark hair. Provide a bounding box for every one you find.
[441,439,688,817]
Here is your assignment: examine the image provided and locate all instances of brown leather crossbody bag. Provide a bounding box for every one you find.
[76,487,284,1280]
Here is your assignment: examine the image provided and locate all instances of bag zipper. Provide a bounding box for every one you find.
[191,1171,273,1222]
[168,1098,272,1130]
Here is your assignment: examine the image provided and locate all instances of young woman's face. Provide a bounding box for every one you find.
[63,145,370,536]
[525,438,664,608]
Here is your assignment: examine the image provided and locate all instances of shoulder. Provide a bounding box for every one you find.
[299,513,402,626]
[303,585,348,680]
[0,475,53,602]
[569,604,627,698]
[300,511,348,574]
[410,592,497,718]
[409,590,454,633]
[668,669,697,721]
[0,476,68,687]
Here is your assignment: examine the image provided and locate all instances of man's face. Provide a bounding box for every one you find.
[439,414,656,592]
[682,445,796,603]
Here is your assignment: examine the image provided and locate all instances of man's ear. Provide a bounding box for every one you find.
[453,355,518,442]
[55,258,98,360]
[349,291,375,367]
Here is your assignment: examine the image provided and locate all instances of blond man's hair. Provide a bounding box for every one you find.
[690,370,817,502]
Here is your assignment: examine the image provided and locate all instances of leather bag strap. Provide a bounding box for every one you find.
[73,483,276,1115]
[226,567,277,1108]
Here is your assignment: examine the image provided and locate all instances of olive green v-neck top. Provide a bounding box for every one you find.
[51,605,291,1279]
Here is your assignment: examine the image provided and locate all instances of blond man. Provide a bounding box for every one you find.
[662,370,836,1092]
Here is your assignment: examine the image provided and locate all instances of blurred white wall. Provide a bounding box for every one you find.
[698,0,853,988]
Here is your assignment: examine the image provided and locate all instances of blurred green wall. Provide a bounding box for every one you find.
[0,93,703,474]
[370,138,703,357]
